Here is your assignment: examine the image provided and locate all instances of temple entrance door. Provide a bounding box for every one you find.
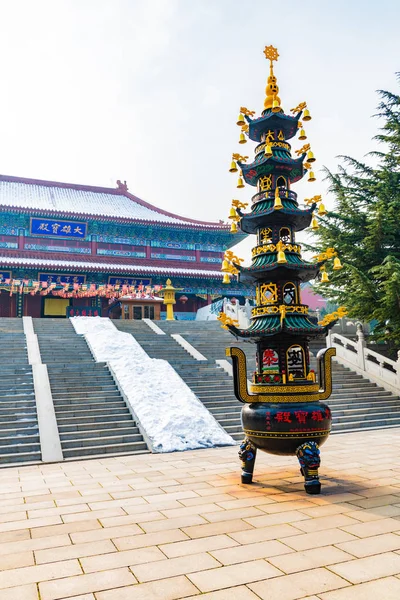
[120,299,161,320]
[43,298,70,318]
[0,293,15,317]
[133,306,143,320]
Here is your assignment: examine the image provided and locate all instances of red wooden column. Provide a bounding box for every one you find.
[91,235,97,255]
[18,228,24,250]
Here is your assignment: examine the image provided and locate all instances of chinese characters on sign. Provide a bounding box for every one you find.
[0,271,12,282]
[108,277,151,286]
[38,273,86,285]
[31,218,87,238]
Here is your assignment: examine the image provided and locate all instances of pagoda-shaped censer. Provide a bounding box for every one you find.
[220,46,345,494]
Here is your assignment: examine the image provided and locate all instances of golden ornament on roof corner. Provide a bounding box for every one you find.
[238,132,247,144]
[230,221,238,233]
[333,257,343,270]
[299,129,307,140]
[308,170,316,182]
[229,160,238,173]
[318,203,327,216]
[311,216,319,231]
[236,113,245,126]
[240,107,256,117]
[290,101,307,114]
[274,186,283,210]
[295,143,310,156]
[264,143,273,158]
[307,150,316,163]
[222,273,231,284]
[303,108,312,121]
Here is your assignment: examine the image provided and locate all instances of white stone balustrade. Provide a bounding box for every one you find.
[327,324,400,394]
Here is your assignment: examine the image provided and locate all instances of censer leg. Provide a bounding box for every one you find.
[238,438,257,484]
[296,441,321,495]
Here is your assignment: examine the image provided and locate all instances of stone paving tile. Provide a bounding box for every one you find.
[0,533,71,556]
[112,529,188,551]
[318,575,400,599]
[0,583,39,600]
[187,559,283,592]
[336,532,400,557]
[159,533,239,558]
[210,539,293,565]
[95,575,199,600]
[131,552,220,582]
[328,551,400,584]
[0,559,82,589]
[340,517,400,538]
[81,546,165,573]
[39,568,136,600]
[35,540,116,564]
[184,586,261,599]
[1,429,400,599]
[248,567,350,599]
[267,545,354,574]
[0,551,35,570]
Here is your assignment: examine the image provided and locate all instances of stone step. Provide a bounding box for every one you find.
[332,415,400,430]
[61,432,144,449]
[58,419,138,433]
[62,441,148,458]
[53,397,126,406]
[56,413,133,425]
[52,391,121,400]
[0,451,42,465]
[50,384,119,393]
[0,428,39,439]
[55,406,129,418]
[0,440,41,454]
[60,426,140,440]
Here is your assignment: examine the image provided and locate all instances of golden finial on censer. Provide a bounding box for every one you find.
[263,45,281,113]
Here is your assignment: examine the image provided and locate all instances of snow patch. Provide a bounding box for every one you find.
[70,317,235,452]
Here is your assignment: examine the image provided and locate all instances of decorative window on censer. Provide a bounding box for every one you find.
[259,227,272,245]
[276,175,287,188]
[279,227,291,244]
[259,283,278,305]
[283,282,297,305]
[286,345,305,379]
[258,175,272,192]
[262,348,279,374]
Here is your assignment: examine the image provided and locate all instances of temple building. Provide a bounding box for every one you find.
[0,174,249,319]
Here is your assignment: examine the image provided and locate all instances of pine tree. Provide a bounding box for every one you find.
[311,76,400,351]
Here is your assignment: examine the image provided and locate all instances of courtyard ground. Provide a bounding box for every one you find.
[1,429,400,599]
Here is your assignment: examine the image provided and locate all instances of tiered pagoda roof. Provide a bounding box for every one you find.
[0,174,247,283]
[0,255,223,279]
[0,174,229,230]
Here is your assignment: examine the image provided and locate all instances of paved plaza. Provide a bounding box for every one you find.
[1,429,400,599]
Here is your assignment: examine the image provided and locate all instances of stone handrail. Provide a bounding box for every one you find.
[327,325,400,394]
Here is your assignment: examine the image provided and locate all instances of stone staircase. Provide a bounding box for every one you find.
[156,320,400,435]
[0,318,41,465]
[114,320,243,441]
[32,319,149,459]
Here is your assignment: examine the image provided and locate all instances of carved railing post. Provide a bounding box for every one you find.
[396,350,400,390]
[356,322,366,371]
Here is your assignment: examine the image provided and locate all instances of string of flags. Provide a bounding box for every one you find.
[0,279,163,298]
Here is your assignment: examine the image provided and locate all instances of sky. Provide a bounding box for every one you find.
[0,0,399,256]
